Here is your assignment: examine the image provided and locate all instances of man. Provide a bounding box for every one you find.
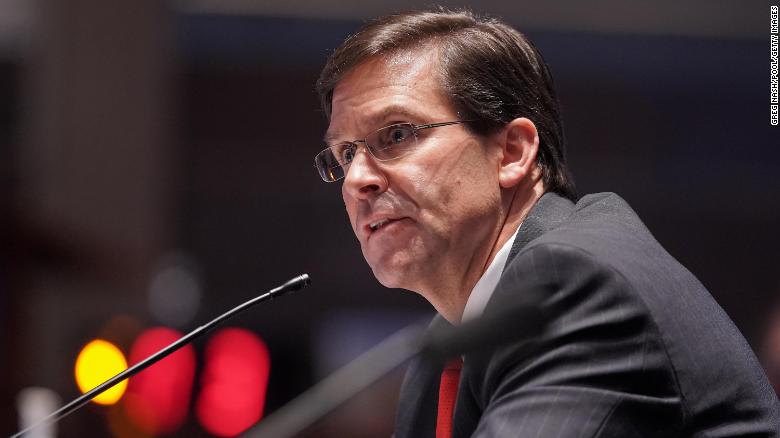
[313,9,780,437]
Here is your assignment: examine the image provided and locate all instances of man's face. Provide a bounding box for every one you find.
[326,53,503,294]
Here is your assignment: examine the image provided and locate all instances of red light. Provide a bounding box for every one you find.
[124,327,196,435]
[196,328,270,437]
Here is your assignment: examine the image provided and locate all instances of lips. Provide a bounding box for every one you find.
[369,218,391,231]
[361,215,407,240]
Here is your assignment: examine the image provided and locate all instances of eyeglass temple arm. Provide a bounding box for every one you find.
[414,120,472,130]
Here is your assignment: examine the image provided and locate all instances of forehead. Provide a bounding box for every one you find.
[326,51,457,142]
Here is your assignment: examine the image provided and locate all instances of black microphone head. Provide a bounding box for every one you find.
[278,273,312,293]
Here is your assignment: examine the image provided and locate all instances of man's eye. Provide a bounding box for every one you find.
[338,144,356,163]
[388,126,412,143]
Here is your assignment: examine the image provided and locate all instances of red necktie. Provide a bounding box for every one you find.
[436,358,463,438]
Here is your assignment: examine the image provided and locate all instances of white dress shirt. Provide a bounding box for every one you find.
[460,226,521,323]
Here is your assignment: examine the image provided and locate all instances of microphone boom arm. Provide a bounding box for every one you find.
[12,273,311,438]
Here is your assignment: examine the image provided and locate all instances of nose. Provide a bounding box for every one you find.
[342,145,388,200]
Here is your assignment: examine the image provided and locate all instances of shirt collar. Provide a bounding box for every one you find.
[460,226,521,323]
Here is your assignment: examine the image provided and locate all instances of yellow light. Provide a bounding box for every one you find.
[74,339,128,405]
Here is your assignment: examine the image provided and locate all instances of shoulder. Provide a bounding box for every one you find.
[495,192,664,341]
[467,241,688,436]
[507,192,662,268]
[505,191,684,305]
[492,241,649,354]
[486,195,780,434]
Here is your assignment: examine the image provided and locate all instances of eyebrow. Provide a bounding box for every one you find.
[323,105,425,145]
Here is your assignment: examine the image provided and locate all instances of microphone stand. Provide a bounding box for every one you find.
[12,273,311,438]
[244,322,426,438]
[245,293,547,438]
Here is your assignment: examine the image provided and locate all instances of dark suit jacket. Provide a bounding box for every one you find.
[395,192,780,437]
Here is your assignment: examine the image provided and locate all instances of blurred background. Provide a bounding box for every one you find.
[1,0,778,436]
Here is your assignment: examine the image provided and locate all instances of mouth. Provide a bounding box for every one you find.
[363,216,407,239]
[369,218,392,232]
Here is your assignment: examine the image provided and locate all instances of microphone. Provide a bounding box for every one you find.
[245,322,426,438]
[246,294,547,438]
[12,273,312,438]
[418,294,547,363]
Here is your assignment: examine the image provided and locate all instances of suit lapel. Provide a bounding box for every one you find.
[505,192,575,267]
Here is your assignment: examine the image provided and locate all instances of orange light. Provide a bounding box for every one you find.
[74,339,128,405]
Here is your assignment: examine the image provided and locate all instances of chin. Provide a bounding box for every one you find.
[369,258,418,291]
[364,245,430,292]
[371,266,406,289]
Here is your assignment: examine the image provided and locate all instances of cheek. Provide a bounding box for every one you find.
[342,190,359,230]
[404,155,497,231]
[425,147,498,209]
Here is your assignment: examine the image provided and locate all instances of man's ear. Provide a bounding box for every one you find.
[498,117,540,189]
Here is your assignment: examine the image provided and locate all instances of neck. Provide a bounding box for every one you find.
[427,179,545,324]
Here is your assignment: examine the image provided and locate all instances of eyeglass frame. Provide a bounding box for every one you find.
[314,120,472,182]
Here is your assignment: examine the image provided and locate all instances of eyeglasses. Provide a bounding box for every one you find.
[314,120,471,182]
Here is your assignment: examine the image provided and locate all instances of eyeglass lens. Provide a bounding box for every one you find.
[315,123,417,182]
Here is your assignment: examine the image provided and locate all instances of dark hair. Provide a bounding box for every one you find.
[316,9,576,200]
